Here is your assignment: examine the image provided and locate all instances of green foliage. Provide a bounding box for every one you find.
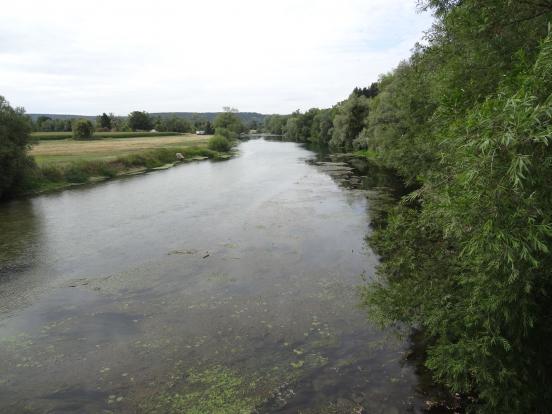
[264,108,336,145]
[263,114,287,135]
[72,118,94,140]
[330,93,371,150]
[0,96,34,199]
[160,115,192,133]
[31,146,220,191]
[142,366,259,414]
[214,127,236,141]
[208,135,232,152]
[98,112,111,129]
[32,115,73,132]
[128,110,153,131]
[361,2,552,412]
[213,110,244,137]
[310,108,334,145]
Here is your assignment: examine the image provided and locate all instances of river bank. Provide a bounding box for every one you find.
[22,138,233,196]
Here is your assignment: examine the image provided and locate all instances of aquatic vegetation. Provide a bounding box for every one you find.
[141,366,260,414]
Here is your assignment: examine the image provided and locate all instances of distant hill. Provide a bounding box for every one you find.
[27,113,96,122]
[151,112,267,124]
[27,112,269,124]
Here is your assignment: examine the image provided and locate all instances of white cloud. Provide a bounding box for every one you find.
[0,0,433,114]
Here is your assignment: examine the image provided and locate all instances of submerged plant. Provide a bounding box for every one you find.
[142,366,260,414]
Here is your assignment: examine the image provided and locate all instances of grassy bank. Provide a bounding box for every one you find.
[24,134,229,194]
[31,134,210,165]
[31,131,184,141]
[28,146,228,194]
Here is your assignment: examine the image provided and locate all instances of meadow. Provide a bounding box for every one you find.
[27,133,226,193]
[31,134,211,165]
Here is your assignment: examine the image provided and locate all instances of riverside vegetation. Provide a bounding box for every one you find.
[0,104,242,198]
[261,1,552,412]
[1,0,552,412]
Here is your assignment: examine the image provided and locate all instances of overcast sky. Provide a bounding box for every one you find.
[0,0,433,115]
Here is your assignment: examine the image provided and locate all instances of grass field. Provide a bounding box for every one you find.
[31,134,211,166]
[31,131,183,140]
[25,133,225,194]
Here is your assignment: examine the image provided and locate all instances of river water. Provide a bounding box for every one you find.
[0,139,427,413]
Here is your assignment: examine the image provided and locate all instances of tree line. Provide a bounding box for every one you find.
[31,111,215,134]
[261,83,378,149]
[31,110,263,136]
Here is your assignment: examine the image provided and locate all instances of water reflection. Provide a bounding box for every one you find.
[0,199,42,277]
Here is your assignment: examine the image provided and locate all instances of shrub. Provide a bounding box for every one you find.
[208,135,232,152]
[0,96,33,199]
[40,165,65,182]
[214,127,238,141]
[72,119,94,140]
[64,165,89,183]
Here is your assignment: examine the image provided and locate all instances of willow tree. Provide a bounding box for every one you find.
[0,96,33,199]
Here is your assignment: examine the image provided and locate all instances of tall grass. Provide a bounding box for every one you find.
[30,146,225,191]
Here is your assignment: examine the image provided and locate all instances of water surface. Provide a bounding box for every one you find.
[0,139,425,413]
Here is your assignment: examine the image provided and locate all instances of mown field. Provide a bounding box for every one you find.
[27,133,224,194]
[31,131,182,141]
[31,134,211,166]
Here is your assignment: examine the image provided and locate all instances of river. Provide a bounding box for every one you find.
[0,139,428,413]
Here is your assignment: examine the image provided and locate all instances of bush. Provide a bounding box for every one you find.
[0,96,33,199]
[72,119,94,140]
[40,165,65,182]
[64,165,89,183]
[214,127,236,141]
[208,135,232,152]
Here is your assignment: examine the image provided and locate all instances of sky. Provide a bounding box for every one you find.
[0,0,434,115]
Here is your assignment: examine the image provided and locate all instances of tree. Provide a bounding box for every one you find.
[153,116,163,131]
[360,1,552,412]
[205,121,214,135]
[263,115,288,135]
[247,120,259,131]
[208,135,232,152]
[310,108,335,145]
[36,116,51,131]
[0,96,33,199]
[128,111,153,131]
[98,112,111,129]
[72,119,94,140]
[352,82,379,99]
[213,110,244,139]
[330,93,370,150]
[283,116,300,140]
[109,113,126,131]
[162,115,192,133]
